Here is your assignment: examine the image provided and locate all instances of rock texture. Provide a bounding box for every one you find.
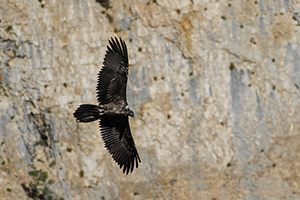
[1,0,300,199]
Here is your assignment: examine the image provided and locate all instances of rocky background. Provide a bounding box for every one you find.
[1,0,300,199]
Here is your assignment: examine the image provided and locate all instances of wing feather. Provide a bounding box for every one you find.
[99,116,141,174]
[97,37,129,105]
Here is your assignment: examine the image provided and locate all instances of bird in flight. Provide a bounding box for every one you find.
[73,37,141,174]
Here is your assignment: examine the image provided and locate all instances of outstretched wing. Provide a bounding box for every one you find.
[97,37,129,105]
[100,116,141,174]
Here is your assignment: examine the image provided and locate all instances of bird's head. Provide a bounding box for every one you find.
[125,105,135,118]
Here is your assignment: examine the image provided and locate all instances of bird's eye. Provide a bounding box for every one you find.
[125,105,129,111]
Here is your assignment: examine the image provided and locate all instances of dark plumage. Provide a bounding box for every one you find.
[73,37,141,174]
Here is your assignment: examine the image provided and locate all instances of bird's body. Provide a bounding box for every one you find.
[73,37,140,174]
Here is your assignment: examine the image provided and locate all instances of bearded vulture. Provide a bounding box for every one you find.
[73,37,141,175]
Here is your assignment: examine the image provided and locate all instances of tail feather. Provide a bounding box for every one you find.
[73,104,102,123]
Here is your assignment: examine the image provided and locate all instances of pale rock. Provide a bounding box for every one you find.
[0,0,300,199]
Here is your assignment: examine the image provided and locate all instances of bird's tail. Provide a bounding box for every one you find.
[73,104,102,123]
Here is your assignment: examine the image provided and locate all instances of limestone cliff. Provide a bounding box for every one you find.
[0,0,300,199]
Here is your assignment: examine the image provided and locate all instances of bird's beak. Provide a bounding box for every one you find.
[131,111,135,118]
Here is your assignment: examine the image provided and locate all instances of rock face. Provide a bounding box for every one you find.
[1,0,300,199]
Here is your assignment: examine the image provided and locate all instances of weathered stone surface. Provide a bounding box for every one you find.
[0,0,300,199]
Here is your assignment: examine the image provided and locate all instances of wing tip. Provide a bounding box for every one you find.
[123,153,141,175]
[113,152,141,175]
[107,37,128,60]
